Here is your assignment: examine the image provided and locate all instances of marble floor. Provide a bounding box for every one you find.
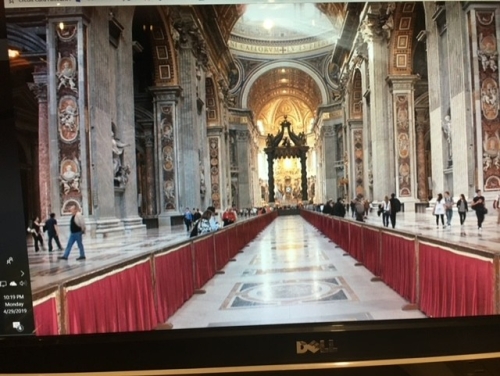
[167,215,426,329]
[26,209,500,326]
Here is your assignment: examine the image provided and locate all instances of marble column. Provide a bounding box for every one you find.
[361,27,392,201]
[143,124,156,216]
[46,14,93,235]
[236,130,251,209]
[28,68,50,220]
[415,108,429,201]
[172,18,207,213]
[321,125,337,201]
[465,4,497,197]
[387,75,419,210]
[149,86,181,226]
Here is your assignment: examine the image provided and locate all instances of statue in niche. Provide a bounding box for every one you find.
[112,131,130,187]
[57,53,77,92]
[442,115,452,167]
[60,159,80,195]
[494,152,500,170]
[200,165,206,199]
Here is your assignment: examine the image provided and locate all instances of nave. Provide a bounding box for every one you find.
[168,215,426,329]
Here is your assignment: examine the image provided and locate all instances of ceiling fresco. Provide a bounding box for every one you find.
[247,67,322,132]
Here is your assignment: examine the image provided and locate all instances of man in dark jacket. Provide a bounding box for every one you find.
[389,193,401,229]
[322,200,333,215]
[332,198,346,217]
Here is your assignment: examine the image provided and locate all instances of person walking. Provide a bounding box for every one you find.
[382,196,391,227]
[44,213,63,252]
[433,193,446,228]
[444,191,454,227]
[58,206,86,261]
[183,207,193,234]
[28,216,45,252]
[389,193,401,229]
[456,194,468,226]
[471,189,486,231]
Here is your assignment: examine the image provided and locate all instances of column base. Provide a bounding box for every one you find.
[400,197,420,213]
[95,218,125,240]
[158,211,183,228]
[122,216,147,236]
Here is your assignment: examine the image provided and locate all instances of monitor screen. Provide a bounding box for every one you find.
[2,0,500,374]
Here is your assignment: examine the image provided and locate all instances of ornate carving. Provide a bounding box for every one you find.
[481,78,498,120]
[236,130,250,141]
[60,159,80,195]
[112,132,130,188]
[173,20,208,68]
[209,138,220,209]
[28,82,47,101]
[58,96,79,142]
[56,53,77,92]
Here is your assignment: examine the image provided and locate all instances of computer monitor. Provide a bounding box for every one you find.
[1,1,500,374]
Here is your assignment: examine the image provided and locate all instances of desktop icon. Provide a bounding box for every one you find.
[0,281,6,287]
[12,322,24,333]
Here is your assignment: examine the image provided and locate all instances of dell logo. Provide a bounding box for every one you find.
[296,340,337,354]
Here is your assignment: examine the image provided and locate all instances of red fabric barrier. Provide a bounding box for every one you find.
[33,296,59,336]
[362,227,380,276]
[380,233,416,304]
[348,224,363,262]
[338,221,349,251]
[66,259,158,334]
[214,230,230,270]
[193,236,216,289]
[419,243,494,317]
[155,245,195,322]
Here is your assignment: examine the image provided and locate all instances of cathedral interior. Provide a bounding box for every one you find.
[6,1,499,237]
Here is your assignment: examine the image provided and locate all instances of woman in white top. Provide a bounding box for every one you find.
[382,195,391,227]
[433,193,446,228]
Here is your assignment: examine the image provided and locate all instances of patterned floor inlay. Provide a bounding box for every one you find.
[250,250,329,265]
[220,277,357,309]
[242,264,337,276]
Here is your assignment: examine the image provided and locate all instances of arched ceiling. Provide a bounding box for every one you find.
[257,97,315,136]
[225,3,350,137]
[247,67,322,131]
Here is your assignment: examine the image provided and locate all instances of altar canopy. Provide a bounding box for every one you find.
[264,116,310,204]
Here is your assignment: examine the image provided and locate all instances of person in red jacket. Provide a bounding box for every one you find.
[222,207,238,227]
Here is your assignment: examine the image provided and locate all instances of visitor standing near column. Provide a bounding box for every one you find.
[389,193,401,229]
[456,194,468,227]
[471,189,486,231]
[444,191,454,227]
[58,205,86,261]
[44,213,63,252]
[433,193,446,228]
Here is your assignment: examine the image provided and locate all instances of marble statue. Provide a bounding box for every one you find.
[56,54,77,92]
[60,163,80,195]
[59,103,78,133]
[112,132,129,177]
